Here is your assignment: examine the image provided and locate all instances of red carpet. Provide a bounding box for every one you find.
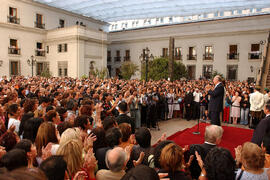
[167,123,254,157]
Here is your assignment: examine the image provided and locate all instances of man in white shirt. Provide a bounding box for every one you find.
[7,103,21,134]
[193,88,202,119]
[250,86,265,129]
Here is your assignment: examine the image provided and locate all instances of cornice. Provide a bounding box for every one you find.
[17,0,108,25]
[0,22,47,34]
[110,29,270,45]
[110,14,270,34]
[45,35,109,45]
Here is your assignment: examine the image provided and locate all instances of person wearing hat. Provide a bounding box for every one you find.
[249,85,265,129]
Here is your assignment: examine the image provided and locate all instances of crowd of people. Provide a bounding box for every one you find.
[0,75,270,180]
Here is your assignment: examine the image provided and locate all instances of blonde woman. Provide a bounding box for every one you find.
[56,139,97,180]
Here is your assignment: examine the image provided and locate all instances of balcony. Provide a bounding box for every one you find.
[175,55,182,60]
[107,57,112,62]
[203,53,214,60]
[7,16,20,24]
[187,54,197,60]
[35,49,45,57]
[248,52,262,60]
[114,57,121,62]
[8,47,21,55]
[124,56,130,61]
[227,53,239,60]
[35,22,45,29]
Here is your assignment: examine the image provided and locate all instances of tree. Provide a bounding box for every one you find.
[40,68,52,78]
[141,57,187,81]
[93,68,108,79]
[120,61,139,80]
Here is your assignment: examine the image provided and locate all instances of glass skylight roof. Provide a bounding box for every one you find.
[35,0,270,23]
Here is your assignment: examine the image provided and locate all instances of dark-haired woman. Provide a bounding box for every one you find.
[240,93,250,125]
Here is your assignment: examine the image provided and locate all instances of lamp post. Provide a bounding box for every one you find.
[27,55,36,77]
[139,47,154,82]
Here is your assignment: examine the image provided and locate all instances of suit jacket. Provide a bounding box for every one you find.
[189,143,216,179]
[96,169,125,180]
[251,115,270,145]
[116,114,135,133]
[96,147,111,170]
[208,83,224,112]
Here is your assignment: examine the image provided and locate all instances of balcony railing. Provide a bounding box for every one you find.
[7,16,20,24]
[187,54,197,60]
[35,49,45,57]
[114,57,121,62]
[248,52,262,59]
[227,53,239,60]
[107,57,112,62]
[35,22,45,29]
[124,56,130,61]
[175,55,182,60]
[203,53,214,60]
[8,47,21,55]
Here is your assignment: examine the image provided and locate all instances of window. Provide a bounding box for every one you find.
[58,44,62,53]
[116,50,120,57]
[160,18,164,23]
[35,14,44,29]
[64,68,68,76]
[203,65,213,79]
[58,61,68,77]
[59,19,65,28]
[10,39,17,47]
[175,47,182,60]
[187,65,196,80]
[36,42,45,56]
[169,17,173,23]
[125,50,130,61]
[9,7,17,17]
[162,48,168,57]
[58,44,68,53]
[249,44,261,59]
[251,44,260,52]
[58,68,62,76]
[228,45,238,59]
[115,50,121,61]
[37,62,44,75]
[64,44,68,52]
[9,39,20,55]
[227,65,238,80]
[10,61,19,76]
[204,46,213,60]
[8,7,19,24]
[188,47,196,60]
[37,42,42,49]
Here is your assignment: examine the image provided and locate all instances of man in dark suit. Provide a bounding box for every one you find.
[189,125,224,179]
[206,75,224,126]
[251,100,270,146]
[116,101,135,133]
[184,88,194,121]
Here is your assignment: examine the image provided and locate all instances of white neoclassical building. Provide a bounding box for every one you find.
[1,0,270,81]
[108,14,270,81]
[0,0,108,78]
